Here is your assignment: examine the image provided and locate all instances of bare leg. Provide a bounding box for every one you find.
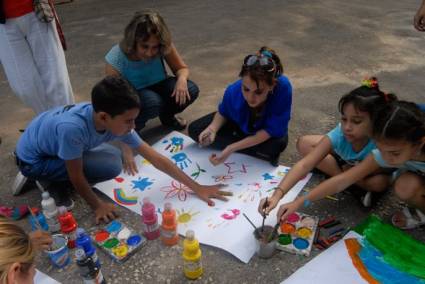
[392,172,425,227]
[355,173,391,192]
[296,135,342,176]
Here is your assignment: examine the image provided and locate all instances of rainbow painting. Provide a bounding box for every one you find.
[113,188,138,206]
[346,215,425,284]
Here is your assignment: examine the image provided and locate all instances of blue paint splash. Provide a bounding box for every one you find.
[131,177,153,192]
[262,173,274,180]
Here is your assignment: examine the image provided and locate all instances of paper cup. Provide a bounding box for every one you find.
[254,226,277,259]
[45,234,71,268]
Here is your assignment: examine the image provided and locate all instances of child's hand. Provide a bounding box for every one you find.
[199,127,216,147]
[277,199,303,222]
[121,143,138,176]
[258,196,279,216]
[29,230,53,251]
[195,184,230,206]
[95,201,119,224]
[209,147,232,166]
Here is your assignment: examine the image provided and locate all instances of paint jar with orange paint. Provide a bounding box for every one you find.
[161,203,179,246]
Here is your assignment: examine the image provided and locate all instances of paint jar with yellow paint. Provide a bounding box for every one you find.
[182,230,203,279]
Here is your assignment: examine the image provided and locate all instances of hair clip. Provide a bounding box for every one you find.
[261,50,273,59]
[361,77,378,88]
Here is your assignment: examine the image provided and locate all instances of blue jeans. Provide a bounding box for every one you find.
[18,143,122,184]
[135,77,199,130]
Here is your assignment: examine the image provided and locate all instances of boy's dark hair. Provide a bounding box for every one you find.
[239,46,284,88]
[373,100,425,147]
[338,77,397,121]
[92,76,140,117]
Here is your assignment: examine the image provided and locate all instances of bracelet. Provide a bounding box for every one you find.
[274,186,286,197]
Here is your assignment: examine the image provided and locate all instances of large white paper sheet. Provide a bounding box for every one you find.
[282,231,367,284]
[35,269,61,284]
[96,132,311,263]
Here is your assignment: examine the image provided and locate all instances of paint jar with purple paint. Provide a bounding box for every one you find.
[254,226,277,259]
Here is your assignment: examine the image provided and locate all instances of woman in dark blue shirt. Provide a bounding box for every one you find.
[188,47,292,166]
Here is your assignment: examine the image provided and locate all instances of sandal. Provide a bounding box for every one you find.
[391,207,425,230]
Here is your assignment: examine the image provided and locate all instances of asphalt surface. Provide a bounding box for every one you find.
[1,0,424,283]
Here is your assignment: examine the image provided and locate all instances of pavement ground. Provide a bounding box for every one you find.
[1,0,425,283]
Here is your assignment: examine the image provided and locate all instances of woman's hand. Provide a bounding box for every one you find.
[171,77,190,106]
[199,127,216,147]
[258,195,280,216]
[121,143,138,176]
[209,147,233,166]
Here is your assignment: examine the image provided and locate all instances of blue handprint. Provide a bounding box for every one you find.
[171,152,192,170]
[165,137,184,153]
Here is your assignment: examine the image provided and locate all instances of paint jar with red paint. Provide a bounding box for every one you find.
[141,198,160,240]
[58,206,78,248]
[161,203,179,246]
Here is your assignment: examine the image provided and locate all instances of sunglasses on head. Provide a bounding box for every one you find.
[243,54,276,74]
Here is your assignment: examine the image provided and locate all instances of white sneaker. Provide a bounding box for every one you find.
[362,191,372,208]
[12,171,28,196]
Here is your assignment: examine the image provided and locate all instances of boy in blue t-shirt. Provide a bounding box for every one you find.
[15,76,228,223]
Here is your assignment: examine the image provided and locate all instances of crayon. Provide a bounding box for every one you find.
[322,220,341,229]
[328,226,345,237]
[318,217,336,227]
[313,227,321,244]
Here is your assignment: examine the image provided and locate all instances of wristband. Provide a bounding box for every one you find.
[301,192,312,207]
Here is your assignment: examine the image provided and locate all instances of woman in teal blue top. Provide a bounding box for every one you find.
[105,9,198,131]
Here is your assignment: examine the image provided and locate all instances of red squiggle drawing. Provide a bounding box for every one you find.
[161,181,194,201]
[224,162,250,174]
[212,174,233,183]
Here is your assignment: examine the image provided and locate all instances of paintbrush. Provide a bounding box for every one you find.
[28,206,54,251]
[267,209,287,242]
[242,213,260,239]
[28,206,43,231]
[261,197,268,232]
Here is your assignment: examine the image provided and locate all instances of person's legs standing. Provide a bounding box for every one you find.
[27,12,74,109]
[0,14,48,113]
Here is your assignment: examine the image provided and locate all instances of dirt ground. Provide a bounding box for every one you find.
[0,0,424,283]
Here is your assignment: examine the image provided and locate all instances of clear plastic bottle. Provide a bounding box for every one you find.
[41,191,60,232]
